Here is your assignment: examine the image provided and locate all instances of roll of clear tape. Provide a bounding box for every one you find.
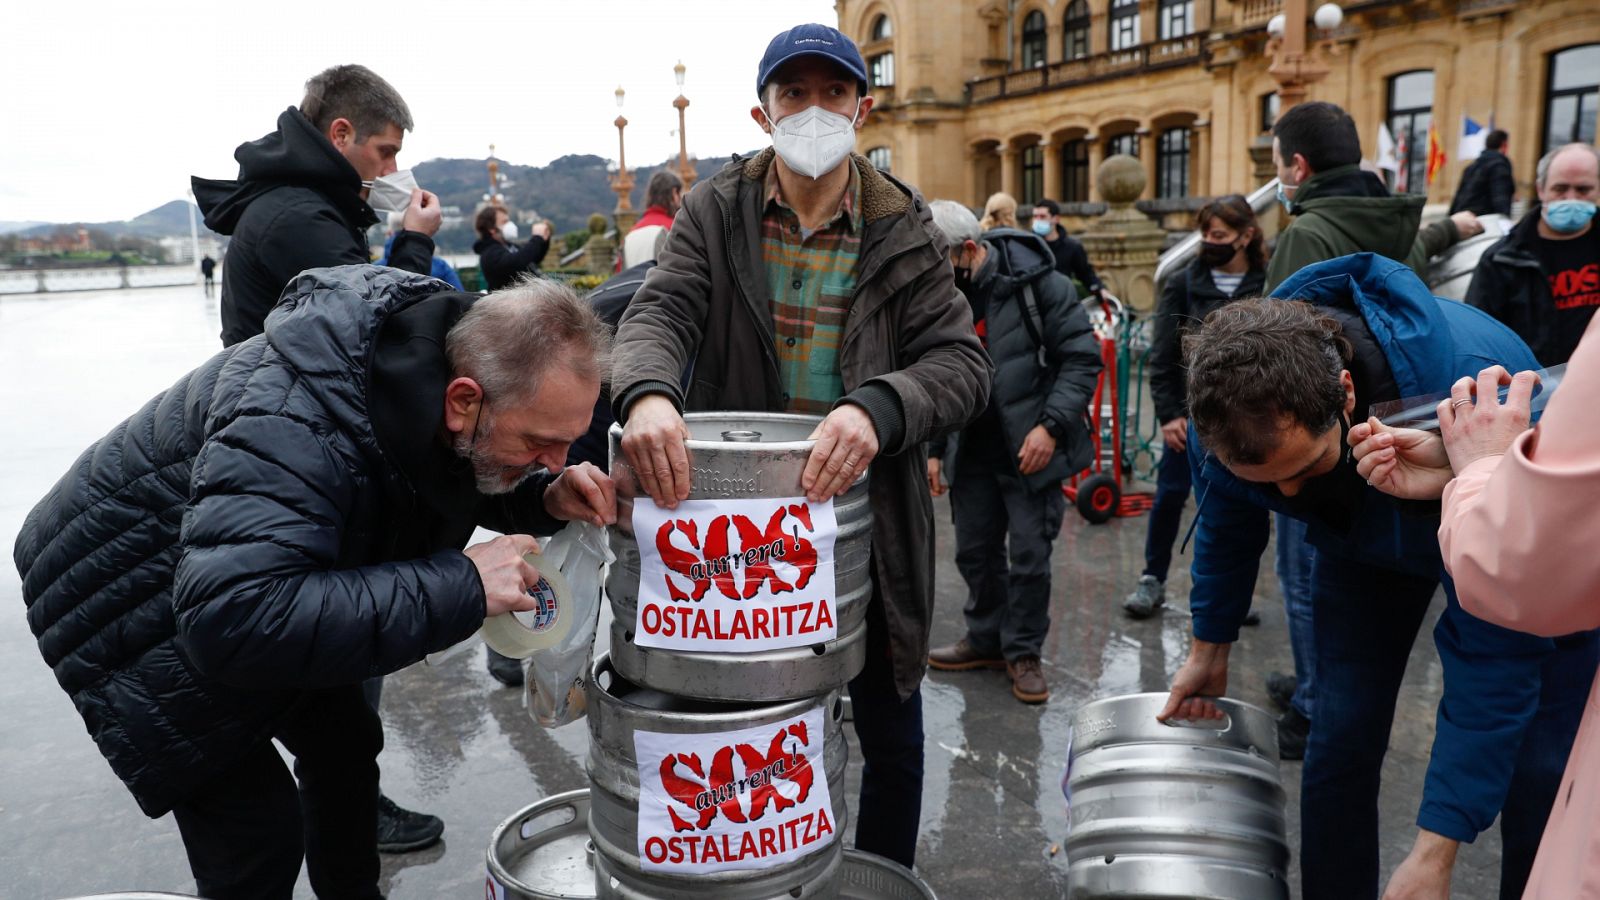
[479,552,576,659]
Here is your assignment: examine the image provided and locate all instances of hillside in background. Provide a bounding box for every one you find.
[15,151,752,254]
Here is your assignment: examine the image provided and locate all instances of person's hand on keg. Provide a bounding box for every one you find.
[1156,639,1230,722]
[620,394,692,509]
[804,404,879,503]
[464,534,546,617]
[542,462,618,526]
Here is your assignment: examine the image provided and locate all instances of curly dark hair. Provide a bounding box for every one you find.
[474,205,504,240]
[1184,299,1351,466]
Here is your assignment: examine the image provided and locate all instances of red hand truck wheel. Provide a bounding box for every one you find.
[1076,473,1121,524]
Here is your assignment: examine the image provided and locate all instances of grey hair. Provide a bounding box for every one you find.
[1536,143,1600,189]
[929,199,982,248]
[445,278,613,409]
[301,64,414,139]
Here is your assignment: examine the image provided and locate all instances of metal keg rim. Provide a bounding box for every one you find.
[485,788,594,896]
[592,653,844,726]
[608,411,824,452]
[841,849,939,900]
[1071,692,1278,757]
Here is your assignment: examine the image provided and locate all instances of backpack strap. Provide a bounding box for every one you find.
[1019,281,1048,368]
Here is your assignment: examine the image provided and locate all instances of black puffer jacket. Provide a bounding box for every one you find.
[1449,149,1514,217]
[12,266,563,817]
[193,107,435,346]
[931,229,1103,492]
[1148,259,1267,423]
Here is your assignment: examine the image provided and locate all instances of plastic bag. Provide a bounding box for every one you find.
[521,521,612,728]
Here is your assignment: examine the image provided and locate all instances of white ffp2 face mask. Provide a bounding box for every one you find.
[500,221,520,241]
[768,103,861,180]
[367,169,418,214]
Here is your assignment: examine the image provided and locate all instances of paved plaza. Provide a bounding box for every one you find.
[0,283,1505,898]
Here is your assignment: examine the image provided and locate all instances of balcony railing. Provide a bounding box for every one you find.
[1237,0,1283,28]
[967,36,1204,104]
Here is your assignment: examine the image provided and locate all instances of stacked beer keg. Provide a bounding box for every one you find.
[588,412,873,898]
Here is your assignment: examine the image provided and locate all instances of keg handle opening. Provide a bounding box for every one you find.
[1161,711,1233,734]
[518,803,578,841]
[721,430,763,442]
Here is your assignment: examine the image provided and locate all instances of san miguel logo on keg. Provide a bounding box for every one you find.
[633,707,836,874]
[632,496,839,652]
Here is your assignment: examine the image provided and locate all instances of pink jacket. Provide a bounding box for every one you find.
[1441,314,1600,899]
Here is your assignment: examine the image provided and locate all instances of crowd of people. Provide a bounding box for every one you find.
[11,17,1600,900]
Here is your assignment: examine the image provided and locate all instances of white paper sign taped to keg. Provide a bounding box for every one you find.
[632,706,835,874]
[631,496,838,652]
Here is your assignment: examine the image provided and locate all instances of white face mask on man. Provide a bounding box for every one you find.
[500,220,520,241]
[366,169,419,214]
[766,103,861,180]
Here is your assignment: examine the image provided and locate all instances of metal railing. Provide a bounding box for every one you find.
[0,264,199,295]
[967,36,1204,103]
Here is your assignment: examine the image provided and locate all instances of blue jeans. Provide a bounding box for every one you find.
[847,608,925,869]
[1298,553,1591,900]
[1141,443,1192,582]
[1273,514,1316,718]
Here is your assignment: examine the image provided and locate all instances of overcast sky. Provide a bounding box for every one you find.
[2,0,838,223]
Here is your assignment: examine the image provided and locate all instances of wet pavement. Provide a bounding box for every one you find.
[0,284,1504,898]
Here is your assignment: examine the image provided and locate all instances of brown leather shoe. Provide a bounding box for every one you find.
[1007,656,1050,704]
[928,638,1006,671]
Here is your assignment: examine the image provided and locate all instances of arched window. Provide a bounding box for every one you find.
[1110,0,1140,52]
[869,52,895,88]
[867,146,892,173]
[1387,70,1435,192]
[1159,0,1194,39]
[1545,44,1600,154]
[1063,0,1090,61]
[1107,132,1139,159]
[871,14,892,41]
[1157,127,1191,198]
[1021,10,1048,69]
[1061,139,1090,203]
[1021,144,1045,204]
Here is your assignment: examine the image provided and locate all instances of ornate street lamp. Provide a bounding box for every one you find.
[1265,0,1344,112]
[673,60,697,188]
[484,143,505,207]
[612,86,638,233]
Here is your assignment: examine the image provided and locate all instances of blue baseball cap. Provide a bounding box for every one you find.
[756,23,868,98]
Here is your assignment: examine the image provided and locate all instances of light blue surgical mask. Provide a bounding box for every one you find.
[1544,199,1597,234]
[1032,219,1053,237]
[1276,180,1296,215]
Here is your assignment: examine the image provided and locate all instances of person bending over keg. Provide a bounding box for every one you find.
[1157,254,1596,900]
[13,269,617,900]
[611,23,990,869]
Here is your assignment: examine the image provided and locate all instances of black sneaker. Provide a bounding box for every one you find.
[1241,609,1262,627]
[376,793,443,853]
[1266,672,1297,711]
[487,647,524,687]
[1277,707,1310,761]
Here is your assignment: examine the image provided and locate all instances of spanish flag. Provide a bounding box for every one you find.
[1426,122,1447,187]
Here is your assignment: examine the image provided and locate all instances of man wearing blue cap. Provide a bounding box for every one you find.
[611,23,991,868]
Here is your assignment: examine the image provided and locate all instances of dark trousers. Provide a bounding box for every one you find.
[1299,555,1591,900]
[170,685,385,900]
[848,609,925,869]
[950,461,1067,660]
[1141,444,1192,582]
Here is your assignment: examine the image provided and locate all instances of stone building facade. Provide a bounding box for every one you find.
[839,0,1600,211]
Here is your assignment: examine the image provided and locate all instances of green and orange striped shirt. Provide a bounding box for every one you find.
[761,165,863,415]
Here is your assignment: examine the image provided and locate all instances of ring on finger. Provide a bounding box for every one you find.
[1451,398,1473,410]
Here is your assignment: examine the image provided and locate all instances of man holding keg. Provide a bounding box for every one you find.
[13,269,618,900]
[1157,254,1597,900]
[611,23,990,868]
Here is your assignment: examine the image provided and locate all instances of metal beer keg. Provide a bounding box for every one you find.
[585,654,848,899]
[485,790,598,899]
[840,849,939,899]
[1427,213,1512,301]
[1064,693,1289,900]
[606,412,872,702]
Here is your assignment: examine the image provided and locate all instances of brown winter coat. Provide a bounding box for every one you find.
[612,148,992,698]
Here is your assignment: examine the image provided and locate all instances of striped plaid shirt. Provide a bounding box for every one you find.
[761,165,863,415]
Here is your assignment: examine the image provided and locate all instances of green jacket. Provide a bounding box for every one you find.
[1265,164,1462,293]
